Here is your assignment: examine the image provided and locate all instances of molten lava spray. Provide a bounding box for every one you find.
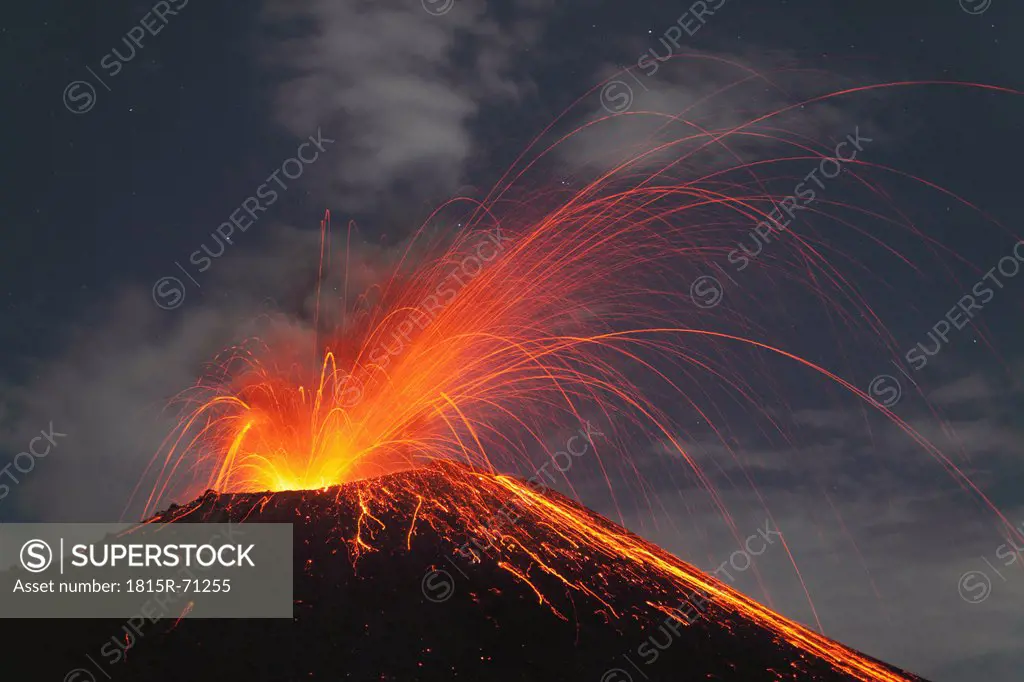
[134,69,1024,682]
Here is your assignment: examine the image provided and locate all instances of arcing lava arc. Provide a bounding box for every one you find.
[121,75,1024,680]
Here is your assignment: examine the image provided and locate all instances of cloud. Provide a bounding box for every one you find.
[259,0,544,210]
[0,225,408,522]
[556,48,890,183]
[0,0,555,523]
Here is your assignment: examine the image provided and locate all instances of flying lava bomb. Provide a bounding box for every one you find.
[25,74,1024,682]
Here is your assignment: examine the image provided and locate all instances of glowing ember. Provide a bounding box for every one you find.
[131,76,1023,682]
[153,461,924,681]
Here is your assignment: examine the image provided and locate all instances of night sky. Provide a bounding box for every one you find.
[2,1,1023,679]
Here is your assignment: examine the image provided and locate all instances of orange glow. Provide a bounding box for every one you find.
[156,460,920,681]
[137,76,1024,526]
[133,72,1024,681]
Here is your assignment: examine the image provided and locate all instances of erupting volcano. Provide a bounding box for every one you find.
[100,77,1024,680]
[24,460,927,681]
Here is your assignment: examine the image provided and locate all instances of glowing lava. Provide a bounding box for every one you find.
[152,460,925,682]
[132,72,1024,682]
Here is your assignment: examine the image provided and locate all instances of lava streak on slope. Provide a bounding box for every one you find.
[112,74,1024,681]
[120,461,923,682]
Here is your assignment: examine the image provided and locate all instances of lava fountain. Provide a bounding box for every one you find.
[127,67,1023,681]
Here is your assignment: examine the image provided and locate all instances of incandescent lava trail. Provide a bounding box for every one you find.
[126,71,1024,681]
[129,461,926,681]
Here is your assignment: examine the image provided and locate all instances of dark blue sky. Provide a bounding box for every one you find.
[2,1,1023,679]
[3,1,1020,354]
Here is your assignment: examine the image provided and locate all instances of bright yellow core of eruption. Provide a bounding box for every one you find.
[188,349,430,496]
[211,417,360,493]
[212,412,367,493]
[154,222,520,501]
[216,419,318,493]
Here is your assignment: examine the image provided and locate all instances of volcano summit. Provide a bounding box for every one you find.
[25,461,926,681]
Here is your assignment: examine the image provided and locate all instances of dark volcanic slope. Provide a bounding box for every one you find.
[18,461,926,681]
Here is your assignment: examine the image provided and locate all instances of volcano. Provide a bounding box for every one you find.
[26,461,926,681]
